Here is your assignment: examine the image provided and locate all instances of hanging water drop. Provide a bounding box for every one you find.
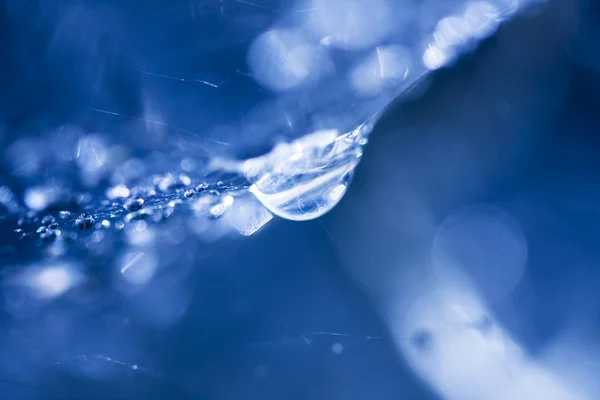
[244,128,364,221]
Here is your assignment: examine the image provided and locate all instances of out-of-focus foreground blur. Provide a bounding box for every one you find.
[1,0,600,399]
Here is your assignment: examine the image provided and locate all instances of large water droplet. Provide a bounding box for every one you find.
[242,128,363,221]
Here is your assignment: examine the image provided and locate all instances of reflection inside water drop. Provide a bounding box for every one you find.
[244,129,364,221]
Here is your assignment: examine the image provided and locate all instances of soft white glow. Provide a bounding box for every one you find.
[329,184,347,202]
[350,45,411,96]
[226,198,273,236]
[23,264,82,299]
[388,274,589,400]
[247,29,328,91]
[431,205,527,301]
[106,184,130,199]
[119,251,157,286]
[24,186,56,211]
[303,0,393,50]
[464,1,501,39]
[423,44,455,70]
[423,1,502,71]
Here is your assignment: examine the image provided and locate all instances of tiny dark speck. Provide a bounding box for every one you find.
[410,329,433,354]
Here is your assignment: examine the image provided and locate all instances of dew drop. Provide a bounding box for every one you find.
[124,197,144,212]
[40,229,57,242]
[75,213,95,230]
[41,215,56,226]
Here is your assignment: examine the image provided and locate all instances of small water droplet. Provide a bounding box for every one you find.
[123,197,144,212]
[48,222,59,230]
[40,229,57,242]
[184,189,196,198]
[41,215,56,226]
[58,211,72,219]
[75,213,95,230]
[101,220,111,228]
[36,226,47,234]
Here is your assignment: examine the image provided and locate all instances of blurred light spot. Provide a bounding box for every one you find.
[208,196,234,218]
[24,185,57,211]
[123,158,146,181]
[119,251,157,286]
[76,135,107,172]
[332,342,344,354]
[134,221,147,232]
[158,175,176,192]
[434,16,474,48]
[247,29,329,91]
[125,223,155,247]
[432,205,528,301]
[180,158,195,172]
[22,264,83,299]
[106,184,130,199]
[396,281,527,400]
[329,184,347,202]
[464,1,501,39]
[179,174,192,186]
[304,0,393,50]
[5,139,41,177]
[226,197,273,236]
[424,2,501,70]
[0,185,18,213]
[350,46,411,96]
[423,44,455,70]
[209,202,229,218]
